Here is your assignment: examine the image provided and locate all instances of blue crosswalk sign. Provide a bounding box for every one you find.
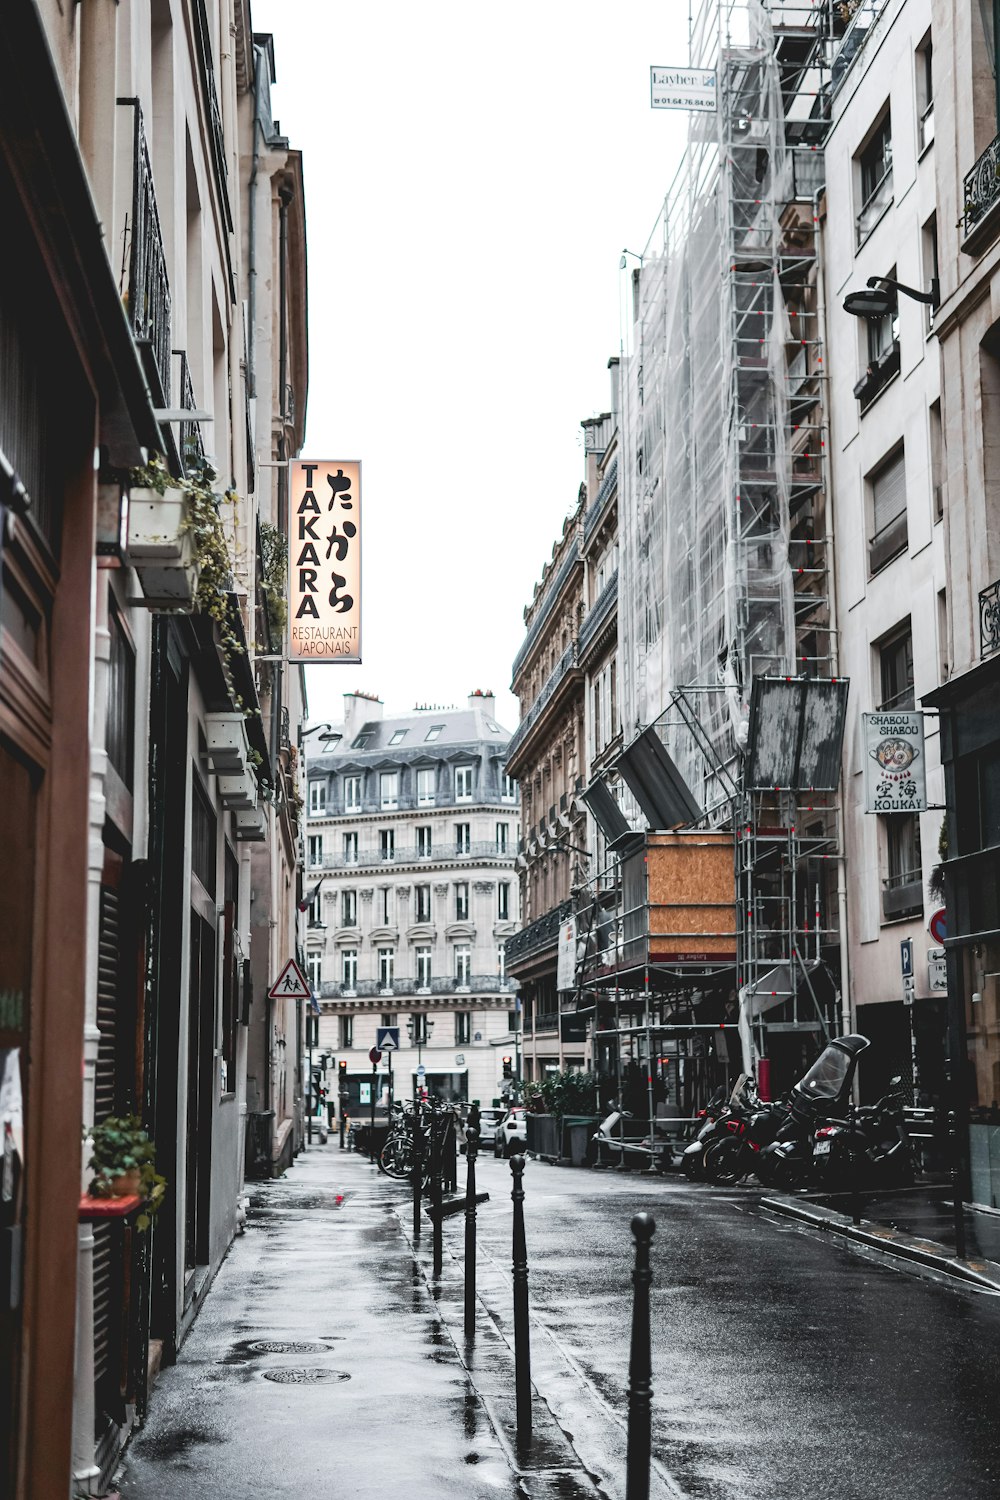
[376,1026,400,1052]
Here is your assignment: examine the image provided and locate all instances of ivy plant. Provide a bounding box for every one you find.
[86,1114,167,1231]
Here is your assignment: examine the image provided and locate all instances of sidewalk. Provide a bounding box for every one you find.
[762,1181,1000,1290]
[116,1144,614,1500]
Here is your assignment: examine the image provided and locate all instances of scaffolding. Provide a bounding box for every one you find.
[577,0,847,1123]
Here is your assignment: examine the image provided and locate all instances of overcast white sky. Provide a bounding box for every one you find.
[252,0,689,732]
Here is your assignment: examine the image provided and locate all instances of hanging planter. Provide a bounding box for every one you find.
[218,766,258,810]
[235,806,266,842]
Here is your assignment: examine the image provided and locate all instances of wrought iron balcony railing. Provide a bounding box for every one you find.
[192,0,233,231]
[505,641,580,767]
[964,133,1000,247]
[579,570,618,659]
[118,99,171,405]
[505,898,574,965]
[981,578,1000,659]
[172,350,206,474]
[316,840,514,871]
[320,975,517,1001]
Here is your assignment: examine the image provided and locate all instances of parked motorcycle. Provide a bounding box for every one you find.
[703,1094,789,1185]
[680,1077,756,1181]
[812,1080,915,1192]
[756,1034,871,1190]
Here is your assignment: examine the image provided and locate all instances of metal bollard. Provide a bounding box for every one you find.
[464,1126,479,1338]
[510,1154,532,1445]
[625,1213,655,1500]
[431,1108,443,1278]
[412,1099,423,1241]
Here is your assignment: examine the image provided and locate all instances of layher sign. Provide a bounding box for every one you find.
[288,459,362,662]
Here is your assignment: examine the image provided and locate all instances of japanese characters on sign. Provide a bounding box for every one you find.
[650,66,718,112]
[288,460,361,662]
[862,711,927,814]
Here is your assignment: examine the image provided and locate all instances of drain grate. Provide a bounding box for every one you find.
[262,1368,351,1384]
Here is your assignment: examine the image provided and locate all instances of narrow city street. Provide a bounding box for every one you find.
[119,1144,1000,1500]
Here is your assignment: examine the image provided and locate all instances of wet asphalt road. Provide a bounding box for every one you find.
[466,1155,1000,1500]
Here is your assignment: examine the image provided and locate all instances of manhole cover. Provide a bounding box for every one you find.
[262,1368,350,1385]
[246,1340,331,1355]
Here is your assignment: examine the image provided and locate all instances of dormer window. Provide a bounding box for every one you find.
[389,729,408,745]
[352,731,373,749]
[380,771,398,809]
[425,724,444,742]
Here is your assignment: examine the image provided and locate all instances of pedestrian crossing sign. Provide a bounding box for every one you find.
[376,1026,400,1051]
[268,959,312,1001]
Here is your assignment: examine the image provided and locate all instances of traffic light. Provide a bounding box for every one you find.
[338,1059,348,1095]
[502,1055,513,1080]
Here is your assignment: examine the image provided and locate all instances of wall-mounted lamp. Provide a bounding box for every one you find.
[843,274,939,318]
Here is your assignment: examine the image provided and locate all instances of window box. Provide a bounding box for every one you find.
[127,486,201,611]
[234,806,266,842]
[218,768,258,810]
[206,712,250,774]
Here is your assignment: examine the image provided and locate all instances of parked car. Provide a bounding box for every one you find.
[473,1107,505,1150]
[494,1106,527,1157]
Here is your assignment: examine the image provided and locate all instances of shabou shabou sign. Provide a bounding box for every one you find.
[863,711,927,814]
[288,460,361,662]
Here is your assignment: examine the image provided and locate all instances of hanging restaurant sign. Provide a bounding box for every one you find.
[863,711,927,814]
[650,66,718,112]
[288,460,361,662]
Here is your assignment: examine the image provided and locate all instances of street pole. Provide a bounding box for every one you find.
[412,1092,423,1241]
[369,1063,377,1163]
[464,1126,479,1339]
[307,1023,314,1146]
[626,1213,655,1500]
[431,1105,443,1278]
[510,1154,531,1445]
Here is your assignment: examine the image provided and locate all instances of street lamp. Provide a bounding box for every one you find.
[299,722,343,749]
[406,1017,434,1102]
[843,274,939,317]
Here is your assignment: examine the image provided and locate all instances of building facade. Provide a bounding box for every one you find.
[0,3,308,1494]
[305,693,520,1108]
[504,484,589,1083]
[924,0,1000,1207]
[824,0,948,1100]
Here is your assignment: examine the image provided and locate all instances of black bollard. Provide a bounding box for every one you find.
[510,1154,532,1445]
[464,1126,479,1338]
[431,1107,443,1278]
[412,1097,423,1241]
[625,1213,655,1500]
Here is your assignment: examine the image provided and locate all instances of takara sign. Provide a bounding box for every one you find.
[288,460,361,662]
[863,711,927,814]
[650,66,718,112]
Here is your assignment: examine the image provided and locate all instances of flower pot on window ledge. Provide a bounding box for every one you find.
[206,711,250,774]
[127,485,191,560]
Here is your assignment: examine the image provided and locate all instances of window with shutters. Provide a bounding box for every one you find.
[868,447,907,573]
[191,773,216,895]
[414,884,431,923]
[106,605,135,791]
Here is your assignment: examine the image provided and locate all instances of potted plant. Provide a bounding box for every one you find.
[86,1115,167,1230]
[127,454,201,608]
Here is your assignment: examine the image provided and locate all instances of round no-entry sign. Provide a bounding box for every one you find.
[929,908,947,945]
[369,1047,382,1064]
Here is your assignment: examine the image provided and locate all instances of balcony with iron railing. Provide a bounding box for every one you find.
[320,975,517,1001]
[310,788,517,819]
[981,578,1000,660]
[316,839,515,872]
[192,0,233,231]
[579,570,618,660]
[505,898,574,967]
[964,133,1000,255]
[582,455,618,544]
[505,642,581,768]
[832,0,891,95]
[173,350,206,474]
[510,544,583,683]
[117,99,171,405]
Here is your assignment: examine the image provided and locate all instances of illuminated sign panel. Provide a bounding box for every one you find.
[288,460,361,662]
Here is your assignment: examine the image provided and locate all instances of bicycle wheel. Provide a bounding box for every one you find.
[378,1135,413,1179]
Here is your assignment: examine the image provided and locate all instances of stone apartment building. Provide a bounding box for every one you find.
[304,692,520,1107]
[505,388,620,1084]
[0,3,308,1494]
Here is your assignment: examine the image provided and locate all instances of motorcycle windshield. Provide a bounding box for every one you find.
[796,1045,854,1101]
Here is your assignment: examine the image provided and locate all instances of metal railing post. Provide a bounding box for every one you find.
[510,1154,532,1445]
[626,1212,655,1500]
[412,1097,423,1241]
[431,1105,443,1278]
[464,1126,479,1338]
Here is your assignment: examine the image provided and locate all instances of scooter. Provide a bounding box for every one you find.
[703,1095,789,1185]
[593,1106,674,1172]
